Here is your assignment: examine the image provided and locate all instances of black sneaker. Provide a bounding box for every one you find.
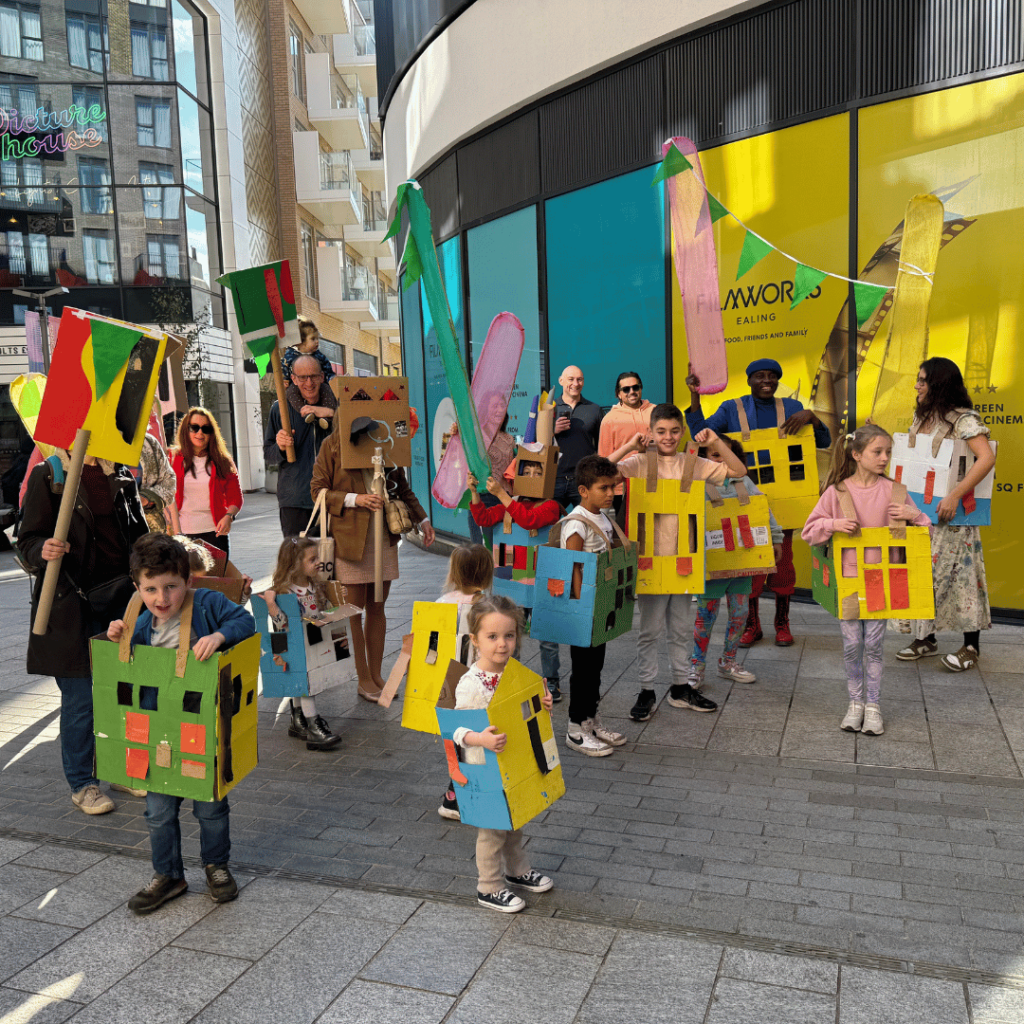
[666,684,718,713]
[438,787,461,821]
[128,874,187,916]
[630,688,657,721]
[477,887,525,913]
[505,870,553,892]
[205,864,238,903]
[546,678,561,703]
[305,715,342,751]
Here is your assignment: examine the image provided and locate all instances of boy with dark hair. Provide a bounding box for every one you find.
[560,454,627,756]
[107,533,256,914]
[610,404,747,721]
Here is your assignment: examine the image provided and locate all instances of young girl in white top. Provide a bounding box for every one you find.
[802,426,931,736]
[453,594,554,913]
[262,537,342,752]
[437,543,493,821]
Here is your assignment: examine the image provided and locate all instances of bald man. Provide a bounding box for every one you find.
[552,365,602,509]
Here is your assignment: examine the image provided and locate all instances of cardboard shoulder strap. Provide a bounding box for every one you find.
[548,513,632,553]
[734,396,786,438]
[732,477,751,505]
[908,411,960,458]
[706,476,751,509]
[835,483,859,534]
[119,589,194,678]
[644,447,696,494]
[888,480,908,539]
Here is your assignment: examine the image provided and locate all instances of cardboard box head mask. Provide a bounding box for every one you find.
[330,376,412,469]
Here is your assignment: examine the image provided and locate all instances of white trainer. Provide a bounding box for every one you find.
[587,715,626,747]
[861,703,884,735]
[840,701,865,732]
[566,722,613,757]
[717,659,756,684]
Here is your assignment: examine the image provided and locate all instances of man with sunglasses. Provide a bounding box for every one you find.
[264,353,335,536]
[685,358,831,648]
[598,371,655,510]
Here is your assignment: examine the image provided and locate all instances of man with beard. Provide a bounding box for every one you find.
[598,371,655,513]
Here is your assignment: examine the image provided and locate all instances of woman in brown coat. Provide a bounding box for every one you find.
[311,430,434,700]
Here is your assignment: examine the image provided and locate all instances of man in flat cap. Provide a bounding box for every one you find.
[685,358,830,648]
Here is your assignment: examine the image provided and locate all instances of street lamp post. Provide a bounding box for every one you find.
[12,286,68,373]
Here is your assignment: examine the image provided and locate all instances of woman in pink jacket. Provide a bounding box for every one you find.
[171,407,242,557]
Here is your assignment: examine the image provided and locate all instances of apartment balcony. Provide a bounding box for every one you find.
[292,0,348,38]
[316,246,378,322]
[333,32,376,97]
[292,132,359,228]
[305,54,369,151]
[344,192,390,258]
[350,146,384,191]
[361,288,399,339]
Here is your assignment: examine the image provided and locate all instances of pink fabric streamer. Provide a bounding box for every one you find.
[665,136,729,395]
[431,312,525,508]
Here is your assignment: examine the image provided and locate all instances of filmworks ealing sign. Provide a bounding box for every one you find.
[0,103,106,160]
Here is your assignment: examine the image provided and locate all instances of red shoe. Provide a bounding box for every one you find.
[738,598,762,647]
[774,595,795,647]
[774,622,794,646]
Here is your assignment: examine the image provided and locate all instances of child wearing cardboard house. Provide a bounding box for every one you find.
[802,425,930,737]
[453,594,554,913]
[609,404,747,722]
[106,533,256,915]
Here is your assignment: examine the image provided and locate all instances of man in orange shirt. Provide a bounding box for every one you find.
[598,371,655,511]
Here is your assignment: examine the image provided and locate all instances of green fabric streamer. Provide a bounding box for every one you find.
[392,182,490,485]
[706,193,728,225]
[382,182,411,243]
[651,144,692,186]
[853,282,890,328]
[91,320,143,399]
[735,230,774,281]
[790,263,829,310]
[247,336,276,377]
[20,379,41,417]
[401,233,423,292]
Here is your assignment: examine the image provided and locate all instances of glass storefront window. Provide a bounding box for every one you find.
[184,192,217,287]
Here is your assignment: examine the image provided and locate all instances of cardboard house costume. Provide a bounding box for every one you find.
[435,658,564,831]
[251,591,362,698]
[624,450,707,595]
[329,376,412,469]
[400,601,473,733]
[191,547,251,605]
[811,483,934,621]
[91,593,259,802]
[891,423,997,527]
[726,398,819,530]
[530,515,637,648]
[704,479,777,580]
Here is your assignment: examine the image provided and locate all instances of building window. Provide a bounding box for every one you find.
[140,161,179,219]
[301,222,316,298]
[352,349,377,375]
[83,230,115,283]
[2,156,43,205]
[289,22,304,101]
[66,11,107,70]
[0,2,42,61]
[73,86,107,142]
[5,230,47,275]
[136,97,171,147]
[78,156,112,214]
[147,235,181,279]
[0,81,35,117]
[131,23,169,80]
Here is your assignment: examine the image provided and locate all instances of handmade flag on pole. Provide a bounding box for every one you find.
[216,260,299,376]
[385,182,491,485]
[660,137,729,395]
[10,373,53,457]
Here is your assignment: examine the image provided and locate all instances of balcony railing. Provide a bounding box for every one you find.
[362,192,387,231]
[343,257,370,303]
[354,23,375,56]
[319,149,354,191]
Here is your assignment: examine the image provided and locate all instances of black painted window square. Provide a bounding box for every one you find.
[531,694,541,713]
[270,633,288,654]
[789,463,805,481]
[759,465,775,484]
[232,675,242,715]
[139,685,158,711]
[117,681,133,706]
[183,690,203,714]
[788,444,803,461]
[306,622,323,646]
[758,449,771,466]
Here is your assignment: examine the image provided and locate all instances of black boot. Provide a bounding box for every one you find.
[305,715,342,751]
[288,701,308,740]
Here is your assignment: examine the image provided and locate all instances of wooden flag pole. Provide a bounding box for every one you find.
[270,346,296,463]
[372,446,385,603]
[32,428,89,636]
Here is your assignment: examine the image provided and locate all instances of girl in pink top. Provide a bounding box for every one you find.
[803,426,930,737]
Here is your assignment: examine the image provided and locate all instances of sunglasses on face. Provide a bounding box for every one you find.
[619,384,641,393]
[189,423,213,435]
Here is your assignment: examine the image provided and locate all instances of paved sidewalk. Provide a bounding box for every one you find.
[1,492,1023,1022]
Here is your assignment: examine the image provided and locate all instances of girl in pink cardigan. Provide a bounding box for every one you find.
[802,426,930,737]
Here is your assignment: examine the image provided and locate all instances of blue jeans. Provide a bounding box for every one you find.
[55,675,98,792]
[145,792,230,878]
[539,641,560,681]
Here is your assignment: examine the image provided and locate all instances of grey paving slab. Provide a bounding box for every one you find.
[505,915,616,956]
[0,986,80,1024]
[318,980,454,1024]
[838,966,969,1024]
[719,947,838,993]
[707,977,836,1024]
[0,916,77,985]
[317,889,423,924]
[969,984,1024,1023]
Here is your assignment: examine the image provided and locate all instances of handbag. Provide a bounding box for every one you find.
[385,498,414,535]
[302,490,336,582]
[81,574,136,623]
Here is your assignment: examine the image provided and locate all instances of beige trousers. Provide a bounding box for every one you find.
[476,828,530,894]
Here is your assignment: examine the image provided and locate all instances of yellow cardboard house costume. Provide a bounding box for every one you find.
[704,479,777,580]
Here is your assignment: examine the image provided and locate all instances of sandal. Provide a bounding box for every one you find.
[941,645,979,672]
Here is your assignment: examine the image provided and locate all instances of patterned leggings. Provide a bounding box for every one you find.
[839,620,886,704]
[692,593,749,668]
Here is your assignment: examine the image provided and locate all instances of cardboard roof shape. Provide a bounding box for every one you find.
[91,592,259,802]
[530,514,638,648]
[891,426,997,526]
[511,444,557,501]
[704,479,776,580]
[400,601,473,734]
[810,485,934,621]
[191,551,250,605]
[623,451,707,595]
[435,658,564,831]
[33,309,183,465]
[251,592,361,698]
[723,398,819,531]
[330,376,412,469]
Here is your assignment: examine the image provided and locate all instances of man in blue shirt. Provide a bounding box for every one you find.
[685,358,831,647]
